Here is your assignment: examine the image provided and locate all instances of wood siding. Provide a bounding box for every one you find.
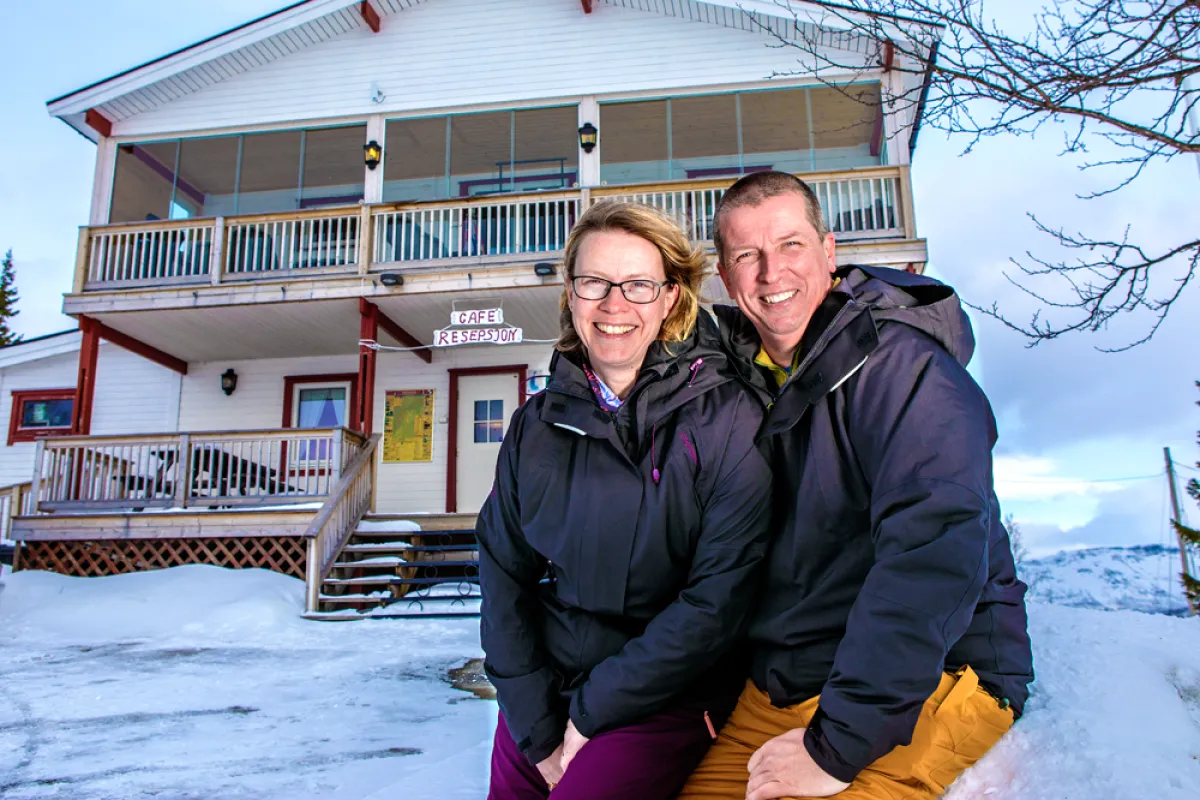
[112,0,875,140]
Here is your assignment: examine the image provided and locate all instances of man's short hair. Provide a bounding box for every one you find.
[712,171,829,262]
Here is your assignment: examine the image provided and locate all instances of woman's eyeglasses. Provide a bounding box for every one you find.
[571,276,672,304]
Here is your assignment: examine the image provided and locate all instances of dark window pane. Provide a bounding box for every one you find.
[670,94,739,180]
[489,421,504,443]
[809,84,881,170]
[599,100,668,185]
[474,423,489,443]
[451,111,512,197]
[489,399,504,420]
[110,140,178,223]
[175,135,239,217]
[384,116,449,202]
[512,106,579,191]
[474,400,487,422]
[21,399,73,429]
[301,124,367,208]
[741,88,812,175]
[237,130,303,214]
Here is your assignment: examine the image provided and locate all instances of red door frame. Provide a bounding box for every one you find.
[446,364,527,513]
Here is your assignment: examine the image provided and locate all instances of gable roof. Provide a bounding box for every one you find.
[47,0,937,141]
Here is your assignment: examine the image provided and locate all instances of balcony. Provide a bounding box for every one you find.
[71,166,920,299]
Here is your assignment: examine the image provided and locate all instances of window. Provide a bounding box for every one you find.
[598,83,884,185]
[8,389,75,445]
[382,106,579,202]
[290,381,352,463]
[473,399,505,443]
[109,124,368,223]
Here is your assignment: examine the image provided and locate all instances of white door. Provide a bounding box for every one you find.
[456,371,521,511]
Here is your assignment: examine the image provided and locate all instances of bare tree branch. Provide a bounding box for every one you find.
[745,0,1199,347]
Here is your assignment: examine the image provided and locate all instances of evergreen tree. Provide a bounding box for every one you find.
[0,249,22,346]
[1175,381,1200,611]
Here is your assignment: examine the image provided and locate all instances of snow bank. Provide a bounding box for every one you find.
[1023,544,1190,616]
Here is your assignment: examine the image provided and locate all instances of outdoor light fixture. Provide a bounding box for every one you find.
[534,262,556,277]
[379,272,404,287]
[363,140,382,170]
[577,122,598,153]
[220,368,238,396]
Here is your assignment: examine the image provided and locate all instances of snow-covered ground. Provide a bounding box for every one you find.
[2,552,1199,798]
[1023,543,1191,616]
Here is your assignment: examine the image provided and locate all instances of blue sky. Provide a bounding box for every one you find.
[0,0,1196,558]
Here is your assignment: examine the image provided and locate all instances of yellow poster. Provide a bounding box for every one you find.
[383,389,435,463]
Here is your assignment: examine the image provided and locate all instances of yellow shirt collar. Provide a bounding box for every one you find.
[751,277,842,389]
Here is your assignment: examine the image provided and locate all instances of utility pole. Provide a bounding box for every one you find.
[1165,447,1198,617]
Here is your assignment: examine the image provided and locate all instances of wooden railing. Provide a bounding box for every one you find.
[305,433,380,613]
[75,166,913,291]
[30,428,367,513]
[0,482,34,539]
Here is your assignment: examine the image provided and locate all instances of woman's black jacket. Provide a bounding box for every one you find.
[477,313,772,765]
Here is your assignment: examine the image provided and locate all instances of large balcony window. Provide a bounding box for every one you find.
[599,83,884,185]
[108,124,368,224]
[382,106,579,202]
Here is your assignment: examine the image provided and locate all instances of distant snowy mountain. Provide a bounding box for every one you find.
[1022,544,1191,616]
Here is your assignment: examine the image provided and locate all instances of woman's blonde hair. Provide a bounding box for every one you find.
[556,201,707,354]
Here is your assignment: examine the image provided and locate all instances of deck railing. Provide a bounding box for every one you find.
[0,482,34,539]
[304,433,380,613]
[29,428,367,513]
[75,166,913,291]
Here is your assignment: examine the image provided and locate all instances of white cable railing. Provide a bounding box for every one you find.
[373,193,581,265]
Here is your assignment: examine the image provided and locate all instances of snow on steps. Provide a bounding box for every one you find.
[305,512,479,621]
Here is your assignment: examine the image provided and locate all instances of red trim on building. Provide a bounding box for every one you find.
[8,389,76,446]
[445,364,527,513]
[81,316,188,375]
[281,373,360,431]
[357,303,379,435]
[73,318,100,435]
[361,299,432,363]
[581,0,593,13]
[85,109,113,137]
[360,1,381,32]
[882,39,896,72]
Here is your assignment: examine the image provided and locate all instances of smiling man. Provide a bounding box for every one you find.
[679,172,1034,800]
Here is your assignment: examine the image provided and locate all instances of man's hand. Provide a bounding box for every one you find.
[536,743,566,788]
[559,719,591,774]
[745,728,851,800]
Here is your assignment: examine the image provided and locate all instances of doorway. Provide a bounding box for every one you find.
[448,366,525,512]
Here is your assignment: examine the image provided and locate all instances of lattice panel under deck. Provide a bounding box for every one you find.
[15,537,306,579]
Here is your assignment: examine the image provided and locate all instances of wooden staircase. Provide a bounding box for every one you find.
[304,512,480,620]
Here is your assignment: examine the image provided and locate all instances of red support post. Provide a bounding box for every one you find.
[73,317,100,435]
[581,0,593,13]
[85,109,113,138]
[357,303,379,435]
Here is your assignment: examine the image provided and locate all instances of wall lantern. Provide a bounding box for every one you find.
[577,122,598,153]
[220,368,238,396]
[363,140,383,170]
[379,272,404,287]
[533,262,556,277]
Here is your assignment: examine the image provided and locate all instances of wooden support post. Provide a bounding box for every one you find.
[211,217,226,286]
[1165,447,1198,617]
[175,434,192,510]
[30,440,45,515]
[73,317,100,435]
[897,165,917,239]
[73,227,91,294]
[305,538,321,614]
[358,204,372,275]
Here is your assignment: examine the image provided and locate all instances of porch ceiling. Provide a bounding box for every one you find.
[87,285,565,364]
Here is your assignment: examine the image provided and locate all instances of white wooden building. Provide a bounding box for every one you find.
[6,0,934,614]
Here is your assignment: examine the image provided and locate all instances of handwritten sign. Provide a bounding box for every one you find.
[450,308,504,326]
[434,327,524,347]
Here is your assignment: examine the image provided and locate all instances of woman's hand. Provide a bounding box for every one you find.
[560,719,591,774]
[536,743,566,788]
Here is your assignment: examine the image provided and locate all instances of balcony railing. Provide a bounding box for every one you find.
[76,166,913,292]
[28,428,368,514]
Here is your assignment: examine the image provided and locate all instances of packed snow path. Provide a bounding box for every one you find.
[1,563,1198,798]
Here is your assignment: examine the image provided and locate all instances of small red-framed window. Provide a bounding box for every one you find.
[8,389,76,446]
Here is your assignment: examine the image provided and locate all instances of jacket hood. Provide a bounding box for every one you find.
[714,264,975,374]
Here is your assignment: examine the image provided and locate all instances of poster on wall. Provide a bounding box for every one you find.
[382,389,435,463]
